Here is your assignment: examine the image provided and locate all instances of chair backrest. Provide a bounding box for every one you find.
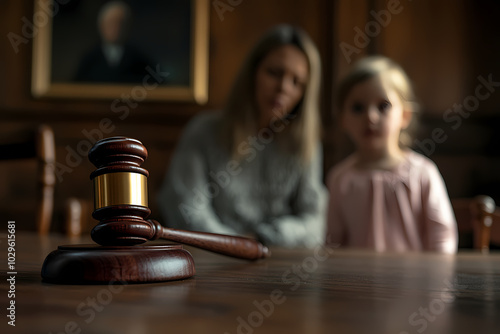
[0,125,55,234]
[452,196,500,253]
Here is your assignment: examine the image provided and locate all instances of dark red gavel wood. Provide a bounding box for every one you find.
[91,218,270,261]
[89,137,269,261]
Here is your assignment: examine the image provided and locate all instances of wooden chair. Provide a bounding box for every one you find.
[0,125,55,234]
[452,195,500,253]
[64,197,93,237]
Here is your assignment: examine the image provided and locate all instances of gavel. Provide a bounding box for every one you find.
[89,136,269,260]
[42,136,269,284]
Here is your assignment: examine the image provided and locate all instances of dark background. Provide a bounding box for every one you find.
[1,0,499,233]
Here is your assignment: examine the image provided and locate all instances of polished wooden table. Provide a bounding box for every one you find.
[1,232,499,334]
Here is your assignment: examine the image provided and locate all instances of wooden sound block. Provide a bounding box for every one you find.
[41,244,195,284]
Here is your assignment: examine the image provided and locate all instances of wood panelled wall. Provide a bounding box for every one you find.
[0,0,333,231]
[1,0,499,232]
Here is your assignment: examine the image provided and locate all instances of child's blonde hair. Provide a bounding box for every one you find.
[336,56,418,148]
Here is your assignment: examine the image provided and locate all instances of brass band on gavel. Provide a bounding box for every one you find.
[93,172,148,209]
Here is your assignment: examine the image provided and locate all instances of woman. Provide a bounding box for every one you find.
[158,25,326,248]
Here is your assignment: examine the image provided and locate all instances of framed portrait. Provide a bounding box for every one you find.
[31,0,209,104]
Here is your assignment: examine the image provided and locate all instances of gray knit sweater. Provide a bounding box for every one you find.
[157,112,327,248]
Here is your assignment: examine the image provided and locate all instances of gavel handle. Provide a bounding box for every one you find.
[149,220,270,260]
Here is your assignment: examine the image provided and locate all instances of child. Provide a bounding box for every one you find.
[326,56,458,254]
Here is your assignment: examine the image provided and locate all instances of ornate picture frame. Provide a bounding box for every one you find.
[31,0,209,104]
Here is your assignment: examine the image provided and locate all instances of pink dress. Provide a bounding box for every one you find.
[326,151,458,254]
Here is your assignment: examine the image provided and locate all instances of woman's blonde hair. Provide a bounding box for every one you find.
[221,24,322,164]
[336,55,418,148]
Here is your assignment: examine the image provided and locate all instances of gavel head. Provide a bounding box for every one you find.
[89,137,158,246]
